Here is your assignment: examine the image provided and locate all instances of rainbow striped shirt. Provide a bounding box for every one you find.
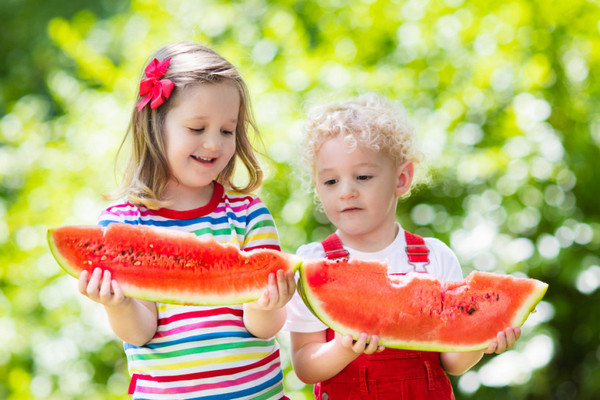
[98,183,285,399]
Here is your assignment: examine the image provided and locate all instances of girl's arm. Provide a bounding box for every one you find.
[290,330,384,384]
[243,270,295,339]
[79,268,157,346]
[441,327,521,375]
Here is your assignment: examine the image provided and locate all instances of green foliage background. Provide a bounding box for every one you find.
[1,0,599,398]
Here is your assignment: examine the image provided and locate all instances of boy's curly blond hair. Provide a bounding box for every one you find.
[299,93,426,193]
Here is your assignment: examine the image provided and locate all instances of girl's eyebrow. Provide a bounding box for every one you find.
[185,115,238,124]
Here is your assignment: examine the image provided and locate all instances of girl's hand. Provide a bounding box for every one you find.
[249,269,296,311]
[484,327,521,354]
[78,268,130,308]
[336,332,385,355]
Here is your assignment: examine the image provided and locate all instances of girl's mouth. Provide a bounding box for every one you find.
[191,155,216,163]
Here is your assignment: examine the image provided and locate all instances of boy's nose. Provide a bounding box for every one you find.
[339,181,358,199]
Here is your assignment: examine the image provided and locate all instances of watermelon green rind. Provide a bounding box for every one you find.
[298,259,549,352]
[48,224,302,306]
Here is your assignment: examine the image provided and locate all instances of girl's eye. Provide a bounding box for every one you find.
[221,129,234,135]
[357,175,372,181]
[324,179,338,186]
[190,127,204,133]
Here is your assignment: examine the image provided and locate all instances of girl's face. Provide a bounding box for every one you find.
[162,81,239,207]
[314,135,413,251]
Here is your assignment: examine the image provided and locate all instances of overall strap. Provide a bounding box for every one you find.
[321,232,349,260]
[321,230,429,264]
[404,230,430,264]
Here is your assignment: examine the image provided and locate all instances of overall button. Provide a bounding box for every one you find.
[321,393,329,400]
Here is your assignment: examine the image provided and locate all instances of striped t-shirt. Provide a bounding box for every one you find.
[98,182,286,400]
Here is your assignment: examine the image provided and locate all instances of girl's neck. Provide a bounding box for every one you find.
[337,222,399,253]
[162,180,216,211]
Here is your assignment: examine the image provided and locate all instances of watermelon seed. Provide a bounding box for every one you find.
[139,252,145,256]
[134,261,141,266]
[128,246,133,254]
[121,251,126,256]
[467,307,477,315]
[496,295,500,301]
[100,255,107,261]
[97,245,103,251]
[149,244,154,248]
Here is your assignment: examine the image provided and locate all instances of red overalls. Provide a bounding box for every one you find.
[313,232,455,400]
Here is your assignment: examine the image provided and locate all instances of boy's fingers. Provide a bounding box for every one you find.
[495,331,507,353]
[505,328,517,349]
[352,333,368,353]
[364,335,380,354]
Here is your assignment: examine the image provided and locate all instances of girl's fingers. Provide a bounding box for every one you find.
[276,270,287,298]
[78,270,90,294]
[86,268,103,296]
[99,270,113,300]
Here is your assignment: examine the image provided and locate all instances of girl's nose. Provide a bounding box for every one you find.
[201,130,221,151]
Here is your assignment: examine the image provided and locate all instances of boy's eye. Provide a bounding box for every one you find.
[324,179,338,186]
[190,127,204,133]
[357,175,372,181]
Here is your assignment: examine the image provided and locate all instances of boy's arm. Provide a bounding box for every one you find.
[79,268,157,346]
[243,270,295,339]
[441,327,521,375]
[290,330,383,384]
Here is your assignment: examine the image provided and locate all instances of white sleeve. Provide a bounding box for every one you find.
[425,237,464,283]
[283,243,329,333]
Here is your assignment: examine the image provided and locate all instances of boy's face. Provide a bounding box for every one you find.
[313,136,413,249]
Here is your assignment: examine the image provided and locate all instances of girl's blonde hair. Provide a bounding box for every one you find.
[300,93,425,188]
[116,42,262,209]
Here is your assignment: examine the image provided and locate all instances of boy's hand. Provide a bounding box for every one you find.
[78,267,130,308]
[484,327,521,354]
[336,332,385,355]
[248,270,296,311]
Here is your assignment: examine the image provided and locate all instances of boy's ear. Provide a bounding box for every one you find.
[396,162,414,197]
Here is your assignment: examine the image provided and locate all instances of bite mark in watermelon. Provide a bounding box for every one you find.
[298,258,548,352]
[48,224,301,305]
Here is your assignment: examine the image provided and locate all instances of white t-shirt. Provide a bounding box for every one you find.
[284,223,464,333]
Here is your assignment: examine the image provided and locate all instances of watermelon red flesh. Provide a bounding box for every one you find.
[48,224,301,306]
[298,258,548,352]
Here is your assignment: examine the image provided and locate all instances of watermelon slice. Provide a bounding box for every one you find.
[298,258,548,352]
[48,224,301,305]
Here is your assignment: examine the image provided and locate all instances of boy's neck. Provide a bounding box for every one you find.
[337,222,399,253]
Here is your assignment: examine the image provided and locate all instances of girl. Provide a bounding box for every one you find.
[78,42,294,399]
[284,93,521,399]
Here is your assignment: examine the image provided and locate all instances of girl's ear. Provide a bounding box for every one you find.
[396,162,414,197]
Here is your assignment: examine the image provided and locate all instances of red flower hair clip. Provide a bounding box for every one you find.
[136,58,175,112]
